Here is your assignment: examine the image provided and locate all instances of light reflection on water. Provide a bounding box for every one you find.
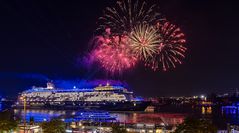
[221,105,239,125]
[112,112,185,126]
[14,109,186,126]
[9,105,239,127]
[10,106,239,127]
[201,106,212,114]
[14,109,66,122]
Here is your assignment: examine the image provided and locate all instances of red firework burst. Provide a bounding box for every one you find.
[92,34,137,74]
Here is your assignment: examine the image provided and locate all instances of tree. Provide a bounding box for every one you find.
[174,117,217,133]
[0,110,18,133]
[0,120,18,132]
[111,124,127,133]
[41,119,65,133]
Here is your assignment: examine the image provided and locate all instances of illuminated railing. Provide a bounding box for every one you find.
[65,111,116,122]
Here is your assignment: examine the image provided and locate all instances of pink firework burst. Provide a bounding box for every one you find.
[147,21,187,71]
[92,34,137,74]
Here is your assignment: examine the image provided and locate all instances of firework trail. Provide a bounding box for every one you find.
[97,0,162,35]
[83,0,187,74]
[147,22,187,71]
[129,24,161,61]
[91,33,137,74]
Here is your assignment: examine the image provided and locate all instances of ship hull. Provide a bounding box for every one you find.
[13,101,150,111]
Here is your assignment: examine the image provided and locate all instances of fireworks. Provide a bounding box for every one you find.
[148,22,187,71]
[129,24,161,61]
[83,0,187,74]
[97,0,161,34]
[92,35,137,74]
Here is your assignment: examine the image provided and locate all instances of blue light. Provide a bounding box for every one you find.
[21,112,61,122]
[134,96,144,101]
[24,84,127,93]
[222,102,239,125]
[64,111,116,123]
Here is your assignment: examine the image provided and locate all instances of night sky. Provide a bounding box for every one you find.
[0,0,239,97]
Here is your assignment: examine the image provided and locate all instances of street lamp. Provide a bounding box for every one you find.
[20,96,27,133]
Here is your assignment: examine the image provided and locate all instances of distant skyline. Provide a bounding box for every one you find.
[1,0,239,97]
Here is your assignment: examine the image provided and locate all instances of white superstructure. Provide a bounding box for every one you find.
[19,82,134,105]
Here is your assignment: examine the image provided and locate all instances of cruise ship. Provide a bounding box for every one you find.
[15,82,149,111]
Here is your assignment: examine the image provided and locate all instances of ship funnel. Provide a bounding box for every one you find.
[47,82,55,89]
